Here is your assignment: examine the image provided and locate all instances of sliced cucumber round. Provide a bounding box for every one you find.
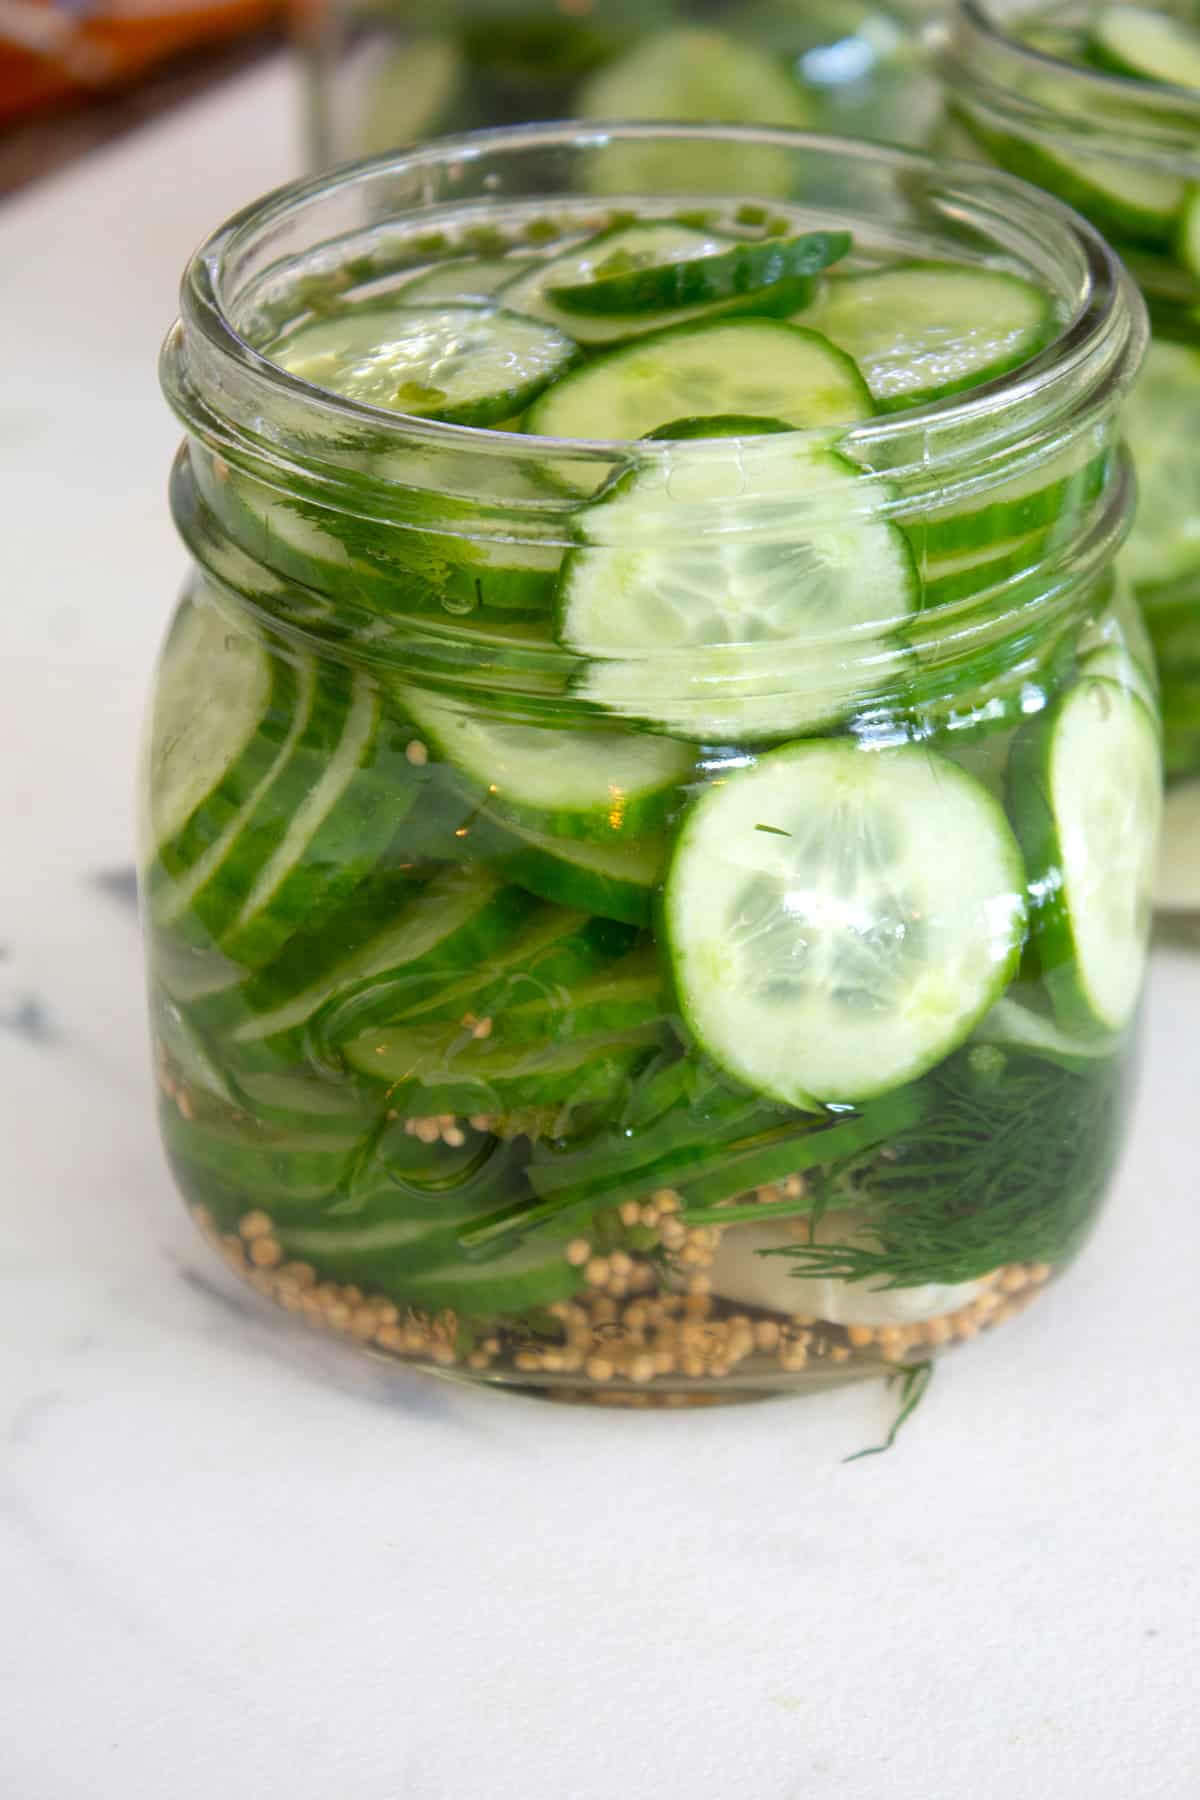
[525,317,875,467]
[1087,6,1200,92]
[147,594,281,863]
[402,254,537,305]
[228,866,538,1064]
[963,114,1186,247]
[547,231,851,318]
[1008,677,1161,1034]
[270,304,578,428]
[361,35,465,156]
[1121,339,1200,590]
[557,438,917,742]
[804,263,1055,411]
[664,740,1028,1107]
[397,685,694,842]
[575,26,818,197]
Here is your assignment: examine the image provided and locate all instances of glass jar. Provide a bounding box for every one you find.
[298,0,947,169]
[942,0,1200,921]
[148,124,1152,1405]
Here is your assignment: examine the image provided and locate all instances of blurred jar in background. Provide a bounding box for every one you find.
[0,0,277,125]
[297,0,948,168]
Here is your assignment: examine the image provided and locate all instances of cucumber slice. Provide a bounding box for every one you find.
[1179,186,1200,278]
[546,232,851,317]
[1087,6,1200,91]
[963,114,1185,246]
[404,908,639,1027]
[343,1020,661,1115]
[271,304,578,428]
[1009,677,1161,1034]
[664,740,1028,1107]
[147,594,282,863]
[1141,587,1200,778]
[499,827,665,925]
[918,447,1108,558]
[367,1234,582,1320]
[1121,339,1200,590]
[804,263,1055,411]
[525,318,875,464]
[402,254,537,305]
[498,950,665,1043]
[229,866,539,1060]
[576,26,818,196]
[397,686,694,841]
[1157,777,1200,913]
[362,35,465,155]
[557,439,917,742]
[499,222,746,348]
[213,676,412,971]
[971,994,1122,1072]
[919,527,1054,609]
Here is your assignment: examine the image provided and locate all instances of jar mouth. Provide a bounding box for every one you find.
[171,119,1141,494]
[952,0,1200,146]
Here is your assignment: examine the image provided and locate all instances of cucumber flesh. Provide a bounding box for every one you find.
[1009,677,1161,1033]
[558,439,917,741]
[271,304,578,428]
[664,740,1028,1107]
[805,263,1055,410]
[1087,6,1200,91]
[526,317,874,452]
[402,255,537,304]
[398,686,694,841]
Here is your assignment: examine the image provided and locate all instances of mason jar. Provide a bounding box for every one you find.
[942,0,1200,921]
[298,0,946,169]
[147,124,1153,1405]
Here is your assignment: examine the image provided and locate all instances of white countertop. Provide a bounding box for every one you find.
[3,63,1199,1798]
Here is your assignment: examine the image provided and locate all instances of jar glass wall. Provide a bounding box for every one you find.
[942,0,1200,922]
[297,0,947,170]
[148,125,1152,1404]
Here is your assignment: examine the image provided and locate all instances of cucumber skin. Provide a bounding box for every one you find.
[1006,677,1156,1034]
[498,838,663,925]
[341,1024,664,1116]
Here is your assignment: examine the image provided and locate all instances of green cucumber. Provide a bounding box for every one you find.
[228,865,540,1064]
[499,222,757,348]
[1179,186,1200,277]
[525,317,875,459]
[402,254,537,304]
[1008,677,1161,1033]
[364,1234,583,1319]
[971,994,1123,1072]
[804,262,1055,411]
[916,447,1109,559]
[575,26,818,197]
[498,949,665,1043]
[499,827,666,925]
[1087,6,1200,91]
[402,907,640,1027]
[546,231,851,317]
[271,304,579,428]
[361,35,466,156]
[557,437,917,742]
[343,1019,662,1115]
[664,739,1028,1107]
[146,592,294,872]
[1157,776,1200,913]
[397,685,694,841]
[1121,339,1200,590]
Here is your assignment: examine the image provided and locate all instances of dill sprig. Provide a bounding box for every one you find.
[765,1044,1132,1289]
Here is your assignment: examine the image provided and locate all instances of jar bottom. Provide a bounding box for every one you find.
[188,1202,1053,1409]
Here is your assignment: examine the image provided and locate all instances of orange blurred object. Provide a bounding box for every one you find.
[0,0,280,124]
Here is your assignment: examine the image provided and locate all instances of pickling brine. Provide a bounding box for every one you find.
[146,126,1153,1403]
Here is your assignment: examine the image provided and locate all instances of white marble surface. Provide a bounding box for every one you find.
[3,63,1200,1798]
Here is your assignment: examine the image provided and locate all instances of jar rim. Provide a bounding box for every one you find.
[170,119,1142,489]
[957,0,1200,115]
